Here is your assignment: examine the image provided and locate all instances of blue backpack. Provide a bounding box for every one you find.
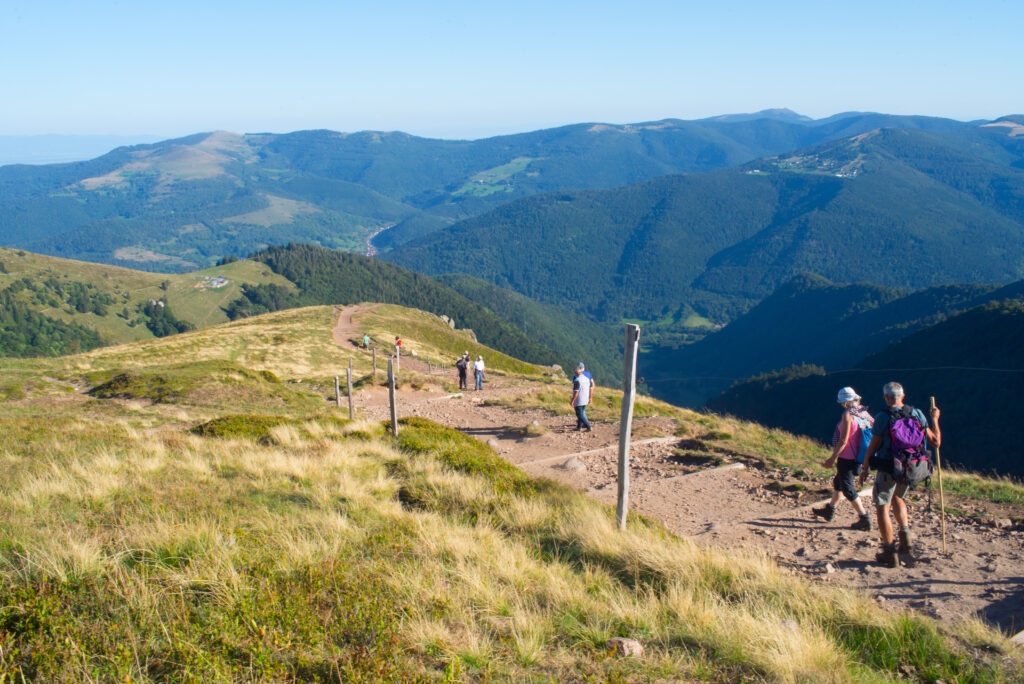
[853,414,873,464]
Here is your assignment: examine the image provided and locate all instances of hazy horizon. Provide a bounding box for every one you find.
[3,0,1021,146]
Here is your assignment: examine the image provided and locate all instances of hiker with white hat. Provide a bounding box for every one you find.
[813,386,873,531]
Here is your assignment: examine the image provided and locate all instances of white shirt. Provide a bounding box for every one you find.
[473,359,485,372]
[572,374,592,406]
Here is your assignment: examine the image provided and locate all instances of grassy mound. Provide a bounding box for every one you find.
[0,403,1013,681]
[85,360,318,410]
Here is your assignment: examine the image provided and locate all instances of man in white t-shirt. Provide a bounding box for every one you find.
[473,355,485,390]
[570,363,593,431]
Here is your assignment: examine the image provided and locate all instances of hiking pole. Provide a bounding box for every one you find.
[930,396,947,555]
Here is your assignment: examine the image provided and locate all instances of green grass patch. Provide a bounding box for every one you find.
[942,470,1024,505]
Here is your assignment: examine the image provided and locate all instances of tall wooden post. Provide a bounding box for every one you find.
[334,376,341,408]
[396,346,401,374]
[387,357,398,436]
[616,324,641,530]
[346,367,354,419]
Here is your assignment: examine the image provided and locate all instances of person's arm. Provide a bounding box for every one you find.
[925,407,941,448]
[823,413,852,468]
[856,433,884,486]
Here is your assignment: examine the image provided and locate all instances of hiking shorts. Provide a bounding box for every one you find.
[872,469,908,507]
[833,458,861,502]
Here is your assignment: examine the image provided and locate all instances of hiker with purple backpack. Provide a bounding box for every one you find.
[813,387,873,531]
[857,382,941,568]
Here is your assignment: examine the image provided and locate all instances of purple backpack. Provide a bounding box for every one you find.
[887,405,932,486]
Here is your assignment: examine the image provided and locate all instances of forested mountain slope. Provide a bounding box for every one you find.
[227,244,569,369]
[707,298,1024,477]
[640,274,1004,407]
[388,124,1024,327]
[0,113,982,269]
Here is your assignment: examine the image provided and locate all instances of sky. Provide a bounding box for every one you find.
[2,0,1023,141]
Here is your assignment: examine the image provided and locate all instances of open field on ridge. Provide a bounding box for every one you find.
[0,304,1020,682]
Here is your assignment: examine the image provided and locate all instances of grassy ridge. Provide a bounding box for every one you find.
[0,307,1017,681]
[0,248,295,345]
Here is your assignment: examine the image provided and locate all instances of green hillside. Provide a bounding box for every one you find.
[0,248,294,352]
[387,125,1024,330]
[0,113,981,268]
[0,306,1015,681]
[435,274,622,382]
[641,274,1003,407]
[229,244,564,370]
[708,299,1024,477]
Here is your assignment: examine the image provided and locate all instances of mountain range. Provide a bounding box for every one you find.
[386,120,1024,328]
[0,111,1002,272]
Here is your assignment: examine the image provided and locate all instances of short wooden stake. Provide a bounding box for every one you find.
[334,376,341,408]
[617,324,641,530]
[346,367,354,419]
[931,396,947,555]
[387,358,398,436]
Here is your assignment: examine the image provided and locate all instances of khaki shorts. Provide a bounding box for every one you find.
[872,470,908,506]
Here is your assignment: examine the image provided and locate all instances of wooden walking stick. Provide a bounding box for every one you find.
[930,396,947,555]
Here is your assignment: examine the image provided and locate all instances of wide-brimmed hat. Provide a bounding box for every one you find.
[836,387,860,403]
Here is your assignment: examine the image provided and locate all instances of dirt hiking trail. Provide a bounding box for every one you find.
[334,307,1024,635]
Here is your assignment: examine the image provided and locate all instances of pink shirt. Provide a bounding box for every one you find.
[833,407,872,461]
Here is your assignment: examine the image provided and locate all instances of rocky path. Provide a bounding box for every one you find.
[335,307,1024,635]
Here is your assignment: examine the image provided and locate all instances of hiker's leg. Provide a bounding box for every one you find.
[872,471,897,545]
[892,495,909,529]
[876,504,893,544]
[574,406,584,430]
[579,405,591,431]
[853,497,867,516]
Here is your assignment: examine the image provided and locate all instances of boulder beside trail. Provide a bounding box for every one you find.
[562,458,586,472]
[605,637,643,657]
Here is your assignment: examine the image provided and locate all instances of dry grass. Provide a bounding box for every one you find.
[0,310,1018,681]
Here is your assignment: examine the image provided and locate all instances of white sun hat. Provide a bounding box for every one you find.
[836,387,860,403]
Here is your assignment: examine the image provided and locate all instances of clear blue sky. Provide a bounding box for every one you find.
[3,0,1022,139]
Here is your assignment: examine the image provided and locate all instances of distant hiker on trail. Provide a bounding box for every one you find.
[813,387,873,531]
[473,355,485,390]
[362,333,370,349]
[570,363,593,432]
[857,382,941,568]
[455,352,469,390]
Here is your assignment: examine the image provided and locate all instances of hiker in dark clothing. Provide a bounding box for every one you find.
[455,352,469,390]
[814,387,873,530]
[857,382,941,568]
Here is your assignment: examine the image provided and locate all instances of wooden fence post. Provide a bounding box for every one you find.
[387,357,398,436]
[347,367,354,420]
[334,376,341,408]
[617,324,641,531]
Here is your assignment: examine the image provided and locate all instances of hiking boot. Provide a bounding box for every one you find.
[875,544,899,568]
[812,503,835,522]
[850,514,871,531]
[897,529,913,555]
